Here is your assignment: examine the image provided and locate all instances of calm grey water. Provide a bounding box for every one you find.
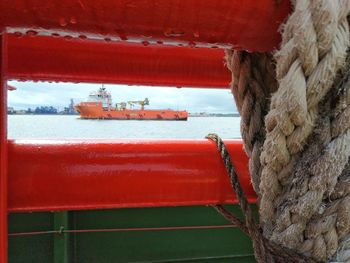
[8,115,241,139]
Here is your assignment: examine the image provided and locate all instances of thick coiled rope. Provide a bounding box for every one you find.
[207,134,316,263]
[225,50,277,194]
[270,67,350,261]
[260,1,350,237]
[223,0,350,261]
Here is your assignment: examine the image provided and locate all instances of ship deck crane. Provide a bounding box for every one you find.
[115,102,127,110]
[126,98,149,110]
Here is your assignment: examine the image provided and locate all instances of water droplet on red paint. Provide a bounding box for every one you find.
[119,34,128,41]
[64,35,73,40]
[164,28,185,37]
[70,17,77,24]
[156,40,163,45]
[188,41,196,48]
[140,34,150,39]
[26,30,38,36]
[14,32,23,38]
[51,33,60,37]
[115,29,128,41]
[193,31,200,38]
[78,35,87,40]
[59,17,68,27]
[142,41,150,46]
[104,37,111,42]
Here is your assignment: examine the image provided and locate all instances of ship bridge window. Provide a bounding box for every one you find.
[7,81,241,139]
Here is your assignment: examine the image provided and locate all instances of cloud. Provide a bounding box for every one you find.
[7,81,237,113]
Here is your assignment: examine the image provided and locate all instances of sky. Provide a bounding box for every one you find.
[7,80,237,113]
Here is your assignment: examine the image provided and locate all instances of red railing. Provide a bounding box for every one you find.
[8,139,256,213]
[0,35,8,263]
[0,1,292,261]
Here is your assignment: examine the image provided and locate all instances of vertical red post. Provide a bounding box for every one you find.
[0,34,8,263]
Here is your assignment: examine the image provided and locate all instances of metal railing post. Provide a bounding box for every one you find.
[0,34,8,263]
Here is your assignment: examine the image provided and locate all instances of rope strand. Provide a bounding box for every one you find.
[206,134,316,263]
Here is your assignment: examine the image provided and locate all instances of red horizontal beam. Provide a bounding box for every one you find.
[8,140,255,212]
[1,0,291,52]
[7,34,230,88]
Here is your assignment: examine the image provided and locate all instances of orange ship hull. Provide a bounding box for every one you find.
[75,102,188,120]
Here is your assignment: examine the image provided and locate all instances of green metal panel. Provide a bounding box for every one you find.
[54,212,70,263]
[9,206,257,263]
[9,212,54,263]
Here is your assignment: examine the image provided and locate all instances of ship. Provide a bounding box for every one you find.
[75,87,188,120]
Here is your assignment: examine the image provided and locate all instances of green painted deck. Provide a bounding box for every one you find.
[9,206,256,263]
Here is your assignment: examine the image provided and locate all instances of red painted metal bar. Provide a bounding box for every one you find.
[0,0,291,52]
[7,34,230,88]
[8,139,256,213]
[0,35,8,263]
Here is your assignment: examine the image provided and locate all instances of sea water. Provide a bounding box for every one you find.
[8,115,240,139]
[8,115,241,139]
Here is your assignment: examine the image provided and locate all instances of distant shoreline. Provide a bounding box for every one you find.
[189,113,240,117]
[9,113,239,117]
